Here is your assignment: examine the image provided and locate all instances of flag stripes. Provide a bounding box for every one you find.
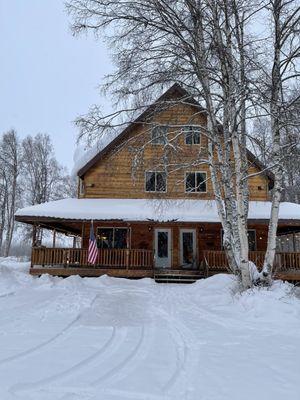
[88,221,98,264]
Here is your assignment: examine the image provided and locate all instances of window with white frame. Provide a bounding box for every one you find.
[185,172,207,193]
[183,126,201,145]
[151,126,168,144]
[145,171,167,192]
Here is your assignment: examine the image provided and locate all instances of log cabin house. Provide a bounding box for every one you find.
[15,84,300,282]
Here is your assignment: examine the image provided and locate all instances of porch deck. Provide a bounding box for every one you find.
[30,247,300,281]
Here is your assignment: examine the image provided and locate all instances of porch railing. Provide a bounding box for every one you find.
[31,247,154,269]
[202,250,300,272]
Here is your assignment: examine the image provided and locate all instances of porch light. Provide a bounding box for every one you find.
[148,226,152,232]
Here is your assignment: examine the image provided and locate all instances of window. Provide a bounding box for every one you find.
[151,126,167,144]
[185,172,207,193]
[145,171,167,192]
[221,230,256,251]
[183,126,201,145]
[97,227,129,249]
[248,230,256,251]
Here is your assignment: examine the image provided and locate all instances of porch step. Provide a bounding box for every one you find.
[154,269,203,284]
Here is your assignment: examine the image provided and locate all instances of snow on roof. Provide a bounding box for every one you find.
[15,198,300,222]
[72,130,121,177]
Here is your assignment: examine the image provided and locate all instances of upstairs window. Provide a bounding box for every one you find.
[145,171,167,192]
[151,126,168,144]
[97,227,129,249]
[185,172,207,193]
[183,126,201,145]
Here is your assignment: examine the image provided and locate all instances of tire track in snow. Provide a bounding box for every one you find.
[11,326,147,399]
[89,325,149,387]
[0,293,99,366]
[92,387,173,400]
[154,289,199,396]
[10,326,123,394]
[162,323,188,394]
[93,324,155,388]
[0,291,15,299]
[0,314,81,366]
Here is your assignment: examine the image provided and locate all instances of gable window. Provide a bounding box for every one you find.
[185,172,207,193]
[145,171,167,192]
[97,227,129,249]
[183,126,201,145]
[151,126,167,145]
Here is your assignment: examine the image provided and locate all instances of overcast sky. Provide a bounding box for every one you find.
[0,0,112,171]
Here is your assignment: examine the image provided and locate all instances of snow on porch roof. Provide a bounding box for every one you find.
[15,198,300,223]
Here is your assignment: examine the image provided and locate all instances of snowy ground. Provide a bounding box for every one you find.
[0,258,300,400]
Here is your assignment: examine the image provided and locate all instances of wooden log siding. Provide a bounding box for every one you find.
[81,102,270,202]
[203,250,300,272]
[31,247,154,269]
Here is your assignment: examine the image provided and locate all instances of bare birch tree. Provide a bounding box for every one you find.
[67,0,300,288]
[21,133,70,205]
[0,130,21,256]
[259,0,300,282]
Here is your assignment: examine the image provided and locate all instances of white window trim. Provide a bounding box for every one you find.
[184,171,207,194]
[182,125,202,146]
[151,125,168,145]
[145,171,167,193]
[97,226,131,249]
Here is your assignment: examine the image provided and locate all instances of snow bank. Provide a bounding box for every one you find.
[0,259,300,399]
[15,198,300,222]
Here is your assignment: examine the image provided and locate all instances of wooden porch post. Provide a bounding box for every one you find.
[126,224,130,271]
[30,223,37,268]
[81,222,85,249]
[32,223,37,247]
[52,229,56,248]
[73,236,76,248]
[293,233,296,252]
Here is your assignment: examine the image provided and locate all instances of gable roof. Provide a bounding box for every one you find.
[77,83,274,185]
[77,83,205,177]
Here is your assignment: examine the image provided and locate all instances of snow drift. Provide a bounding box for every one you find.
[0,257,300,400]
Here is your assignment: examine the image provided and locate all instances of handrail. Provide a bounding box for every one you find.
[31,247,154,269]
[202,250,300,271]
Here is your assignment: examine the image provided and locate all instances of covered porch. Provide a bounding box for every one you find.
[15,198,300,281]
[29,246,300,281]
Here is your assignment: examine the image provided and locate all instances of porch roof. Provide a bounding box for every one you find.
[15,198,300,224]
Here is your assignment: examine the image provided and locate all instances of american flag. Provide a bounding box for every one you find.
[88,221,98,265]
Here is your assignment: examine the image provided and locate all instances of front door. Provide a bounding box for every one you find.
[180,229,197,269]
[154,229,171,268]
